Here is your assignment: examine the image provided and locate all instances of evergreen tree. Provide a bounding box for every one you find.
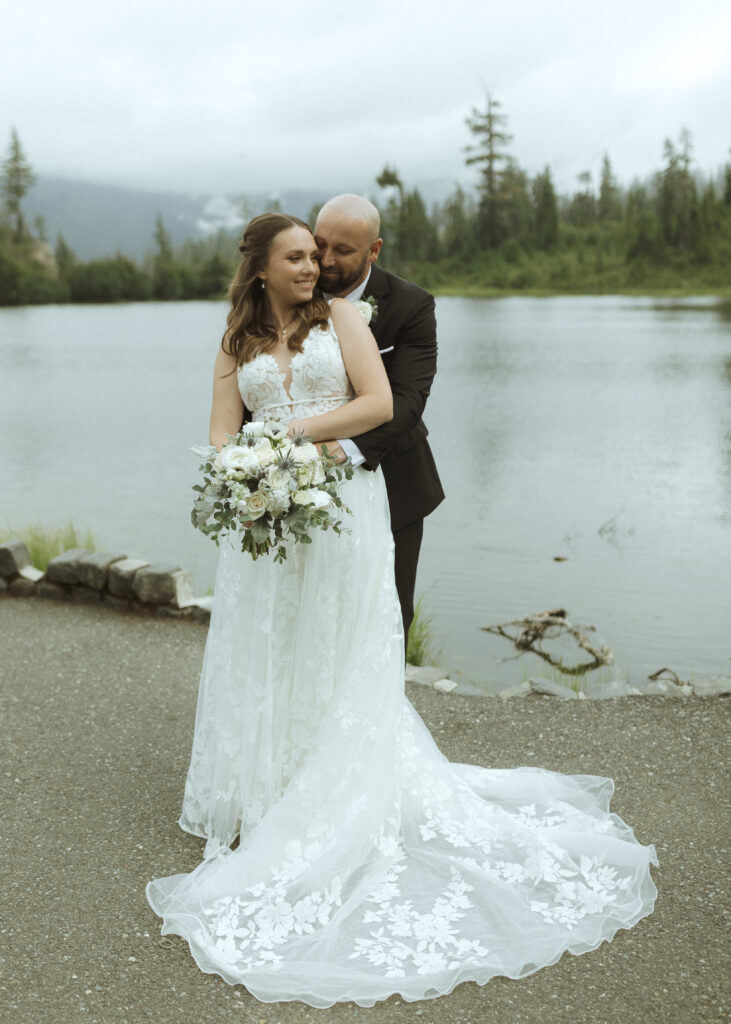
[441,185,475,262]
[400,189,438,263]
[500,159,532,246]
[464,93,512,249]
[532,168,559,249]
[598,154,621,221]
[54,234,77,280]
[376,165,406,268]
[658,128,695,251]
[568,171,596,227]
[2,128,36,242]
[152,214,182,299]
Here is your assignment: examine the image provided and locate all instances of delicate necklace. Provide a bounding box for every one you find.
[278,315,298,340]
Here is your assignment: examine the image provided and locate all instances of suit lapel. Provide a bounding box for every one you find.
[362,266,390,344]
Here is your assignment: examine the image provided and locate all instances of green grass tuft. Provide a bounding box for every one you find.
[0,521,96,571]
[406,595,443,668]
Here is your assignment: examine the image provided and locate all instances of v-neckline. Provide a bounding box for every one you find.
[264,349,303,401]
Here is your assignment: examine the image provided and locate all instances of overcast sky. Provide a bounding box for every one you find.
[3,0,730,199]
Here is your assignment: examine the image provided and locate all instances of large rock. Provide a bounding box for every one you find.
[132,564,194,607]
[8,577,36,598]
[76,552,126,590]
[498,680,532,699]
[45,549,94,585]
[37,581,67,601]
[70,585,102,605]
[528,677,579,699]
[0,540,30,578]
[190,596,213,624]
[108,558,150,598]
[405,664,449,686]
[690,675,731,697]
[19,566,44,583]
[581,677,643,699]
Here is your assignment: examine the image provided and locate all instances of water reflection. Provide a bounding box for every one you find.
[1,296,729,689]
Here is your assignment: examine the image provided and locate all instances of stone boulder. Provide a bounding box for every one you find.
[0,540,30,579]
[76,552,127,590]
[498,680,532,699]
[45,549,94,585]
[132,564,195,607]
[528,677,579,700]
[37,581,67,601]
[108,558,150,598]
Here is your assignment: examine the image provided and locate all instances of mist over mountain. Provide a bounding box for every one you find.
[22,176,460,261]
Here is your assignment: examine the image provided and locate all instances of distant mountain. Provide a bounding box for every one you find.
[22,175,465,261]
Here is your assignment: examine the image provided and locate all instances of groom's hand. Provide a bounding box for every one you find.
[320,440,347,464]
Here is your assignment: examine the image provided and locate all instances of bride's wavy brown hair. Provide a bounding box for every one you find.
[222,213,329,366]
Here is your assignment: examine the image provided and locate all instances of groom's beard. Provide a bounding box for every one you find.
[317,253,370,296]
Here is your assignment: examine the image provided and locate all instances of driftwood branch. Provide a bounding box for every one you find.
[482,608,614,676]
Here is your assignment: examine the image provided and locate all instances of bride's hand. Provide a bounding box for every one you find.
[287,419,306,438]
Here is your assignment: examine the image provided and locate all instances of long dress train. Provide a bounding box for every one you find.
[146,318,657,1007]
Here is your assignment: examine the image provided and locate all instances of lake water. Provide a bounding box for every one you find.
[1,296,729,691]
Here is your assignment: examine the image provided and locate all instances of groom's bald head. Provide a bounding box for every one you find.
[314,194,383,296]
[317,194,381,241]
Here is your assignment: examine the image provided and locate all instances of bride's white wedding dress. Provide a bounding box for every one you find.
[147,318,657,1007]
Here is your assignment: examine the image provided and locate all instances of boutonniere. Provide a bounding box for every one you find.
[354,296,379,325]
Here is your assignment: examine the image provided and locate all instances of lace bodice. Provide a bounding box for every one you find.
[237,319,354,422]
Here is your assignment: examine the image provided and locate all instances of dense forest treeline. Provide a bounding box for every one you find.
[2,100,730,306]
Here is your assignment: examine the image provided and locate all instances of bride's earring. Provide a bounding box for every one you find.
[260,278,266,290]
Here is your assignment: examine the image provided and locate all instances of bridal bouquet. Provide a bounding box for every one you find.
[191,421,354,563]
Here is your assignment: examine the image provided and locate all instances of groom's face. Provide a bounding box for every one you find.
[314,212,381,296]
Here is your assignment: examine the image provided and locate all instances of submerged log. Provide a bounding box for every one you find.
[482,608,614,676]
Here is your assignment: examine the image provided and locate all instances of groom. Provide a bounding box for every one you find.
[314,194,444,639]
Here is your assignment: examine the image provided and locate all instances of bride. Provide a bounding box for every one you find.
[147,213,657,1008]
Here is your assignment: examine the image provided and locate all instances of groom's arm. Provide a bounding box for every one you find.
[350,292,437,471]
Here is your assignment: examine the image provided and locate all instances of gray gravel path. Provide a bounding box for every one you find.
[0,599,728,1024]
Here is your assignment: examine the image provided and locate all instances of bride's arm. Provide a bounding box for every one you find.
[288,299,393,441]
[209,345,245,450]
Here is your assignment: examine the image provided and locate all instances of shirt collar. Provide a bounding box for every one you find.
[323,268,372,303]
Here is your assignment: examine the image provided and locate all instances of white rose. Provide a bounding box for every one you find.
[240,420,265,437]
[293,488,332,510]
[255,447,275,469]
[243,490,268,519]
[220,445,260,477]
[288,442,319,465]
[353,300,372,325]
[311,460,326,485]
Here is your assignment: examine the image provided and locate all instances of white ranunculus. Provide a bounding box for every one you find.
[220,445,260,477]
[293,488,331,510]
[240,420,265,437]
[353,300,373,325]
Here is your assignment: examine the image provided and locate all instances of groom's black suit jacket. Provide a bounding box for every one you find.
[353,265,444,532]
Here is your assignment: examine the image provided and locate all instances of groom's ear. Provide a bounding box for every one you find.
[368,238,383,264]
